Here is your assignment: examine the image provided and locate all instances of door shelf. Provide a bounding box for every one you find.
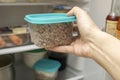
[0,44,40,55]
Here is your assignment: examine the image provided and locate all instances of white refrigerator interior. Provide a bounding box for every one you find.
[0,0,113,80]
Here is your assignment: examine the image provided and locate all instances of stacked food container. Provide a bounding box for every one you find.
[0,25,31,49]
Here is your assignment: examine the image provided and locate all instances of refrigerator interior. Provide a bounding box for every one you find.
[0,0,113,80]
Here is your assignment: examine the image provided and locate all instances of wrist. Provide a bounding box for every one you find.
[88,30,120,80]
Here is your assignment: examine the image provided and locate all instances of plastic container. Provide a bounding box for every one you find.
[33,59,61,80]
[24,13,76,48]
[0,26,31,48]
[23,48,46,68]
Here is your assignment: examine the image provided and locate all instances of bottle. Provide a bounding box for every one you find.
[116,3,120,39]
[105,0,119,36]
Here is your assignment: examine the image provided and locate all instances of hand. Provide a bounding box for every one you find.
[48,6,101,58]
[48,7,120,79]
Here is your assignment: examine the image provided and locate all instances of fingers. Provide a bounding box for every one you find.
[67,6,85,17]
[67,8,74,16]
[47,45,74,54]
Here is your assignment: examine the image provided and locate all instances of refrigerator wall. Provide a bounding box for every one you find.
[88,0,114,80]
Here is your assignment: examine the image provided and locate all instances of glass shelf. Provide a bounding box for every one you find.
[0,44,40,55]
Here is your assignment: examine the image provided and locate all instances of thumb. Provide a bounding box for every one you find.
[47,45,74,54]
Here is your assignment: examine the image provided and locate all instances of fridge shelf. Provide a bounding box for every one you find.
[0,0,87,6]
[0,44,40,55]
[15,62,84,80]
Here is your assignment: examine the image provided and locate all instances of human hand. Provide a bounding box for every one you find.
[48,6,101,58]
[47,7,120,80]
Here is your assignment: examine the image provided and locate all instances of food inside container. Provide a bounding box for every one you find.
[32,59,61,80]
[0,25,31,48]
[24,13,76,48]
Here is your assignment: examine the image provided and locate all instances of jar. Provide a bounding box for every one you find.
[23,48,46,68]
[24,13,76,48]
[47,51,68,71]
[33,59,61,80]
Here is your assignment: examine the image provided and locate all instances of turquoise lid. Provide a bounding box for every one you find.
[33,59,61,73]
[24,13,76,24]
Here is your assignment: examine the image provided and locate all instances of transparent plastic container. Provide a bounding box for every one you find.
[0,26,31,48]
[24,13,76,48]
[23,48,46,68]
[33,59,61,80]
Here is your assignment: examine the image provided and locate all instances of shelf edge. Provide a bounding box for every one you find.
[0,44,40,55]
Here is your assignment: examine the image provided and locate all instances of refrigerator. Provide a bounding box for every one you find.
[0,0,114,80]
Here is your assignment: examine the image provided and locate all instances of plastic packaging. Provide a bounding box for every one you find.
[23,48,46,68]
[33,59,61,80]
[0,26,30,48]
[24,13,76,48]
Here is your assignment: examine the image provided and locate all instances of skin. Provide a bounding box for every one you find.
[48,6,120,80]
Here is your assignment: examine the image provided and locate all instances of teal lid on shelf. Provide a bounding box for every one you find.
[26,48,46,53]
[33,59,61,73]
[24,13,76,24]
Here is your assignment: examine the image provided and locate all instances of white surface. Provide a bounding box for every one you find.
[67,54,85,71]
[83,58,105,80]
[105,72,113,80]
[88,0,112,29]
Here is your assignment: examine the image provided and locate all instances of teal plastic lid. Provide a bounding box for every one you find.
[33,59,61,73]
[26,48,46,53]
[24,13,76,24]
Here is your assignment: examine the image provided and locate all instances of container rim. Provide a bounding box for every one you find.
[24,13,76,24]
